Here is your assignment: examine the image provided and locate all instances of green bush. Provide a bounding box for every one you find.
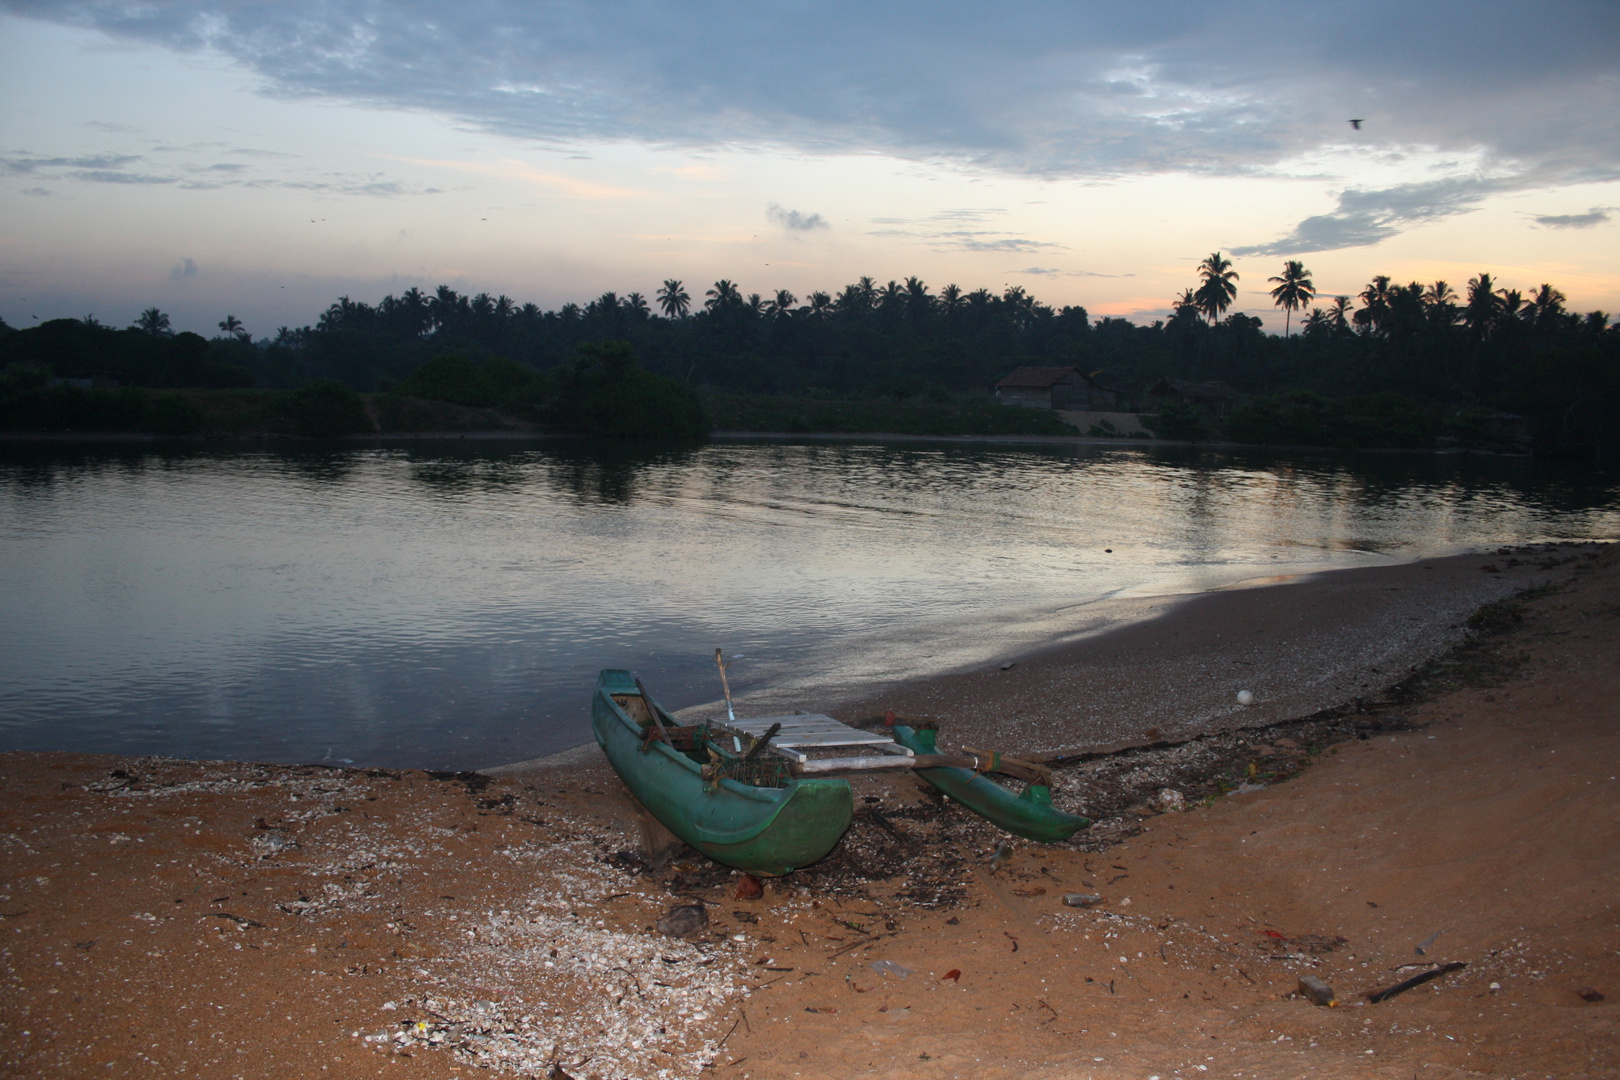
[1225,390,1437,449]
[142,393,206,435]
[1140,399,1212,441]
[542,342,708,439]
[286,381,372,436]
[394,353,539,409]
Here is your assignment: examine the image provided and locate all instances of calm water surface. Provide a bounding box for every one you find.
[2,439,1615,770]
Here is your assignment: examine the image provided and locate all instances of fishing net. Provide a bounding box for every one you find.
[702,754,792,790]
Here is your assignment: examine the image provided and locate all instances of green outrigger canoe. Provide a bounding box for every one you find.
[591,669,1090,876]
[592,669,852,876]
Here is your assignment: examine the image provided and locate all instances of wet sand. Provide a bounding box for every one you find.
[2,543,1615,1079]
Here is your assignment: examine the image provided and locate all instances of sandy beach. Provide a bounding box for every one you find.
[2,542,1615,1079]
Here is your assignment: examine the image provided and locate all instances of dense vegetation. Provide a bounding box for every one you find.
[1,260,1616,452]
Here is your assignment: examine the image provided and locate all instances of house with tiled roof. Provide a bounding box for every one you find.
[994,366,1127,411]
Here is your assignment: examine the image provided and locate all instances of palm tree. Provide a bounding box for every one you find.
[939,284,963,315]
[656,279,690,320]
[218,314,247,340]
[704,280,741,311]
[1526,283,1566,333]
[1463,274,1501,337]
[1302,308,1330,336]
[1266,260,1314,337]
[1354,275,1393,334]
[1423,281,1460,329]
[769,289,797,318]
[624,292,650,318]
[1497,287,1524,325]
[903,276,933,319]
[1327,295,1353,332]
[807,291,832,319]
[134,307,172,336]
[1193,252,1239,326]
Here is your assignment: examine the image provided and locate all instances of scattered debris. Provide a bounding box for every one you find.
[656,903,709,939]
[1367,962,1468,1003]
[1153,788,1185,813]
[1578,988,1606,1003]
[870,959,912,979]
[942,969,961,982]
[733,874,764,900]
[1298,974,1337,1007]
[1236,690,1255,706]
[1415,929,1446,955]
[1062,893,1104,908]
[987,842,1012,872]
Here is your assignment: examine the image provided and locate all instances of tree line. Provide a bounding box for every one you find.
[2,255,1616,452]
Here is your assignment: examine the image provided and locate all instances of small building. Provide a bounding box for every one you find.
[1146,378,1240,417]
[995,366,1126,411]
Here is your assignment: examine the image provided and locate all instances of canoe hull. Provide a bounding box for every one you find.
[892,724,1090,842]
[591,669,852,876]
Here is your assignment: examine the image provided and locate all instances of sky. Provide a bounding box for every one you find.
[2,1,1618,338]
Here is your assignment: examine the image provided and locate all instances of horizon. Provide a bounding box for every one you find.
[3,2,1618,339]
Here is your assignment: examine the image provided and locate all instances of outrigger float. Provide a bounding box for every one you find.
[591,665,1090,877]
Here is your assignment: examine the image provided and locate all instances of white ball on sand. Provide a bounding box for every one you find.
[1236,689,1255,706]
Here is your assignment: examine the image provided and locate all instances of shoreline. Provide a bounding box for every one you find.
[0,427,1540,456]
[490,543,1592,780]
[3,543,1615,1078]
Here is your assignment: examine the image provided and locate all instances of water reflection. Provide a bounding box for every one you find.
[1,437,1615,771]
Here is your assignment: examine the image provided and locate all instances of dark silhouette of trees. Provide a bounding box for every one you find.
[657,280,690,320]
[1267,261,1315,337]
[10,256,1613,453]
[134,308,172,336]
[1194,252,1239,326]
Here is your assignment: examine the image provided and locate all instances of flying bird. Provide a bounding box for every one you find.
[1348,119,1366,130]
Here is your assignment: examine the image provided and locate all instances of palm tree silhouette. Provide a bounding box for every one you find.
[218,314,248,340]
[1464,274,1502,337]
[1327,296,1352,332]
[1194,252,1239,326]
[1266,260,1315,337]
[1355,276,1393,334]
[769,289,797,318]
[705,280,741,311]
[1527,283,1566,332]
[134,307,172,336]
[656,280,690,320]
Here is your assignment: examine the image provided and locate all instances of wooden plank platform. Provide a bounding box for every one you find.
[709,713,913,764]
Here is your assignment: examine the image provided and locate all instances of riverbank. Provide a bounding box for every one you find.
[2,545,1615,1078]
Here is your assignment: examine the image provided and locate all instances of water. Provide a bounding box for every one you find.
[2,438,1615,770]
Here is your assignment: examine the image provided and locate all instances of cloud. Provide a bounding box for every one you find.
[1232,175,1515,256]
[15,3,1616,174]
[1,152,143,174]
[69,169,177,184]
[1533,207,1612,229]
[1008,266,1128,278]
[870,208,1062,253]
[766,203,828,231]
[171,257,198,279]
[10,1,1620,248]
[20,186,50,196]
[0,148,437,197]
